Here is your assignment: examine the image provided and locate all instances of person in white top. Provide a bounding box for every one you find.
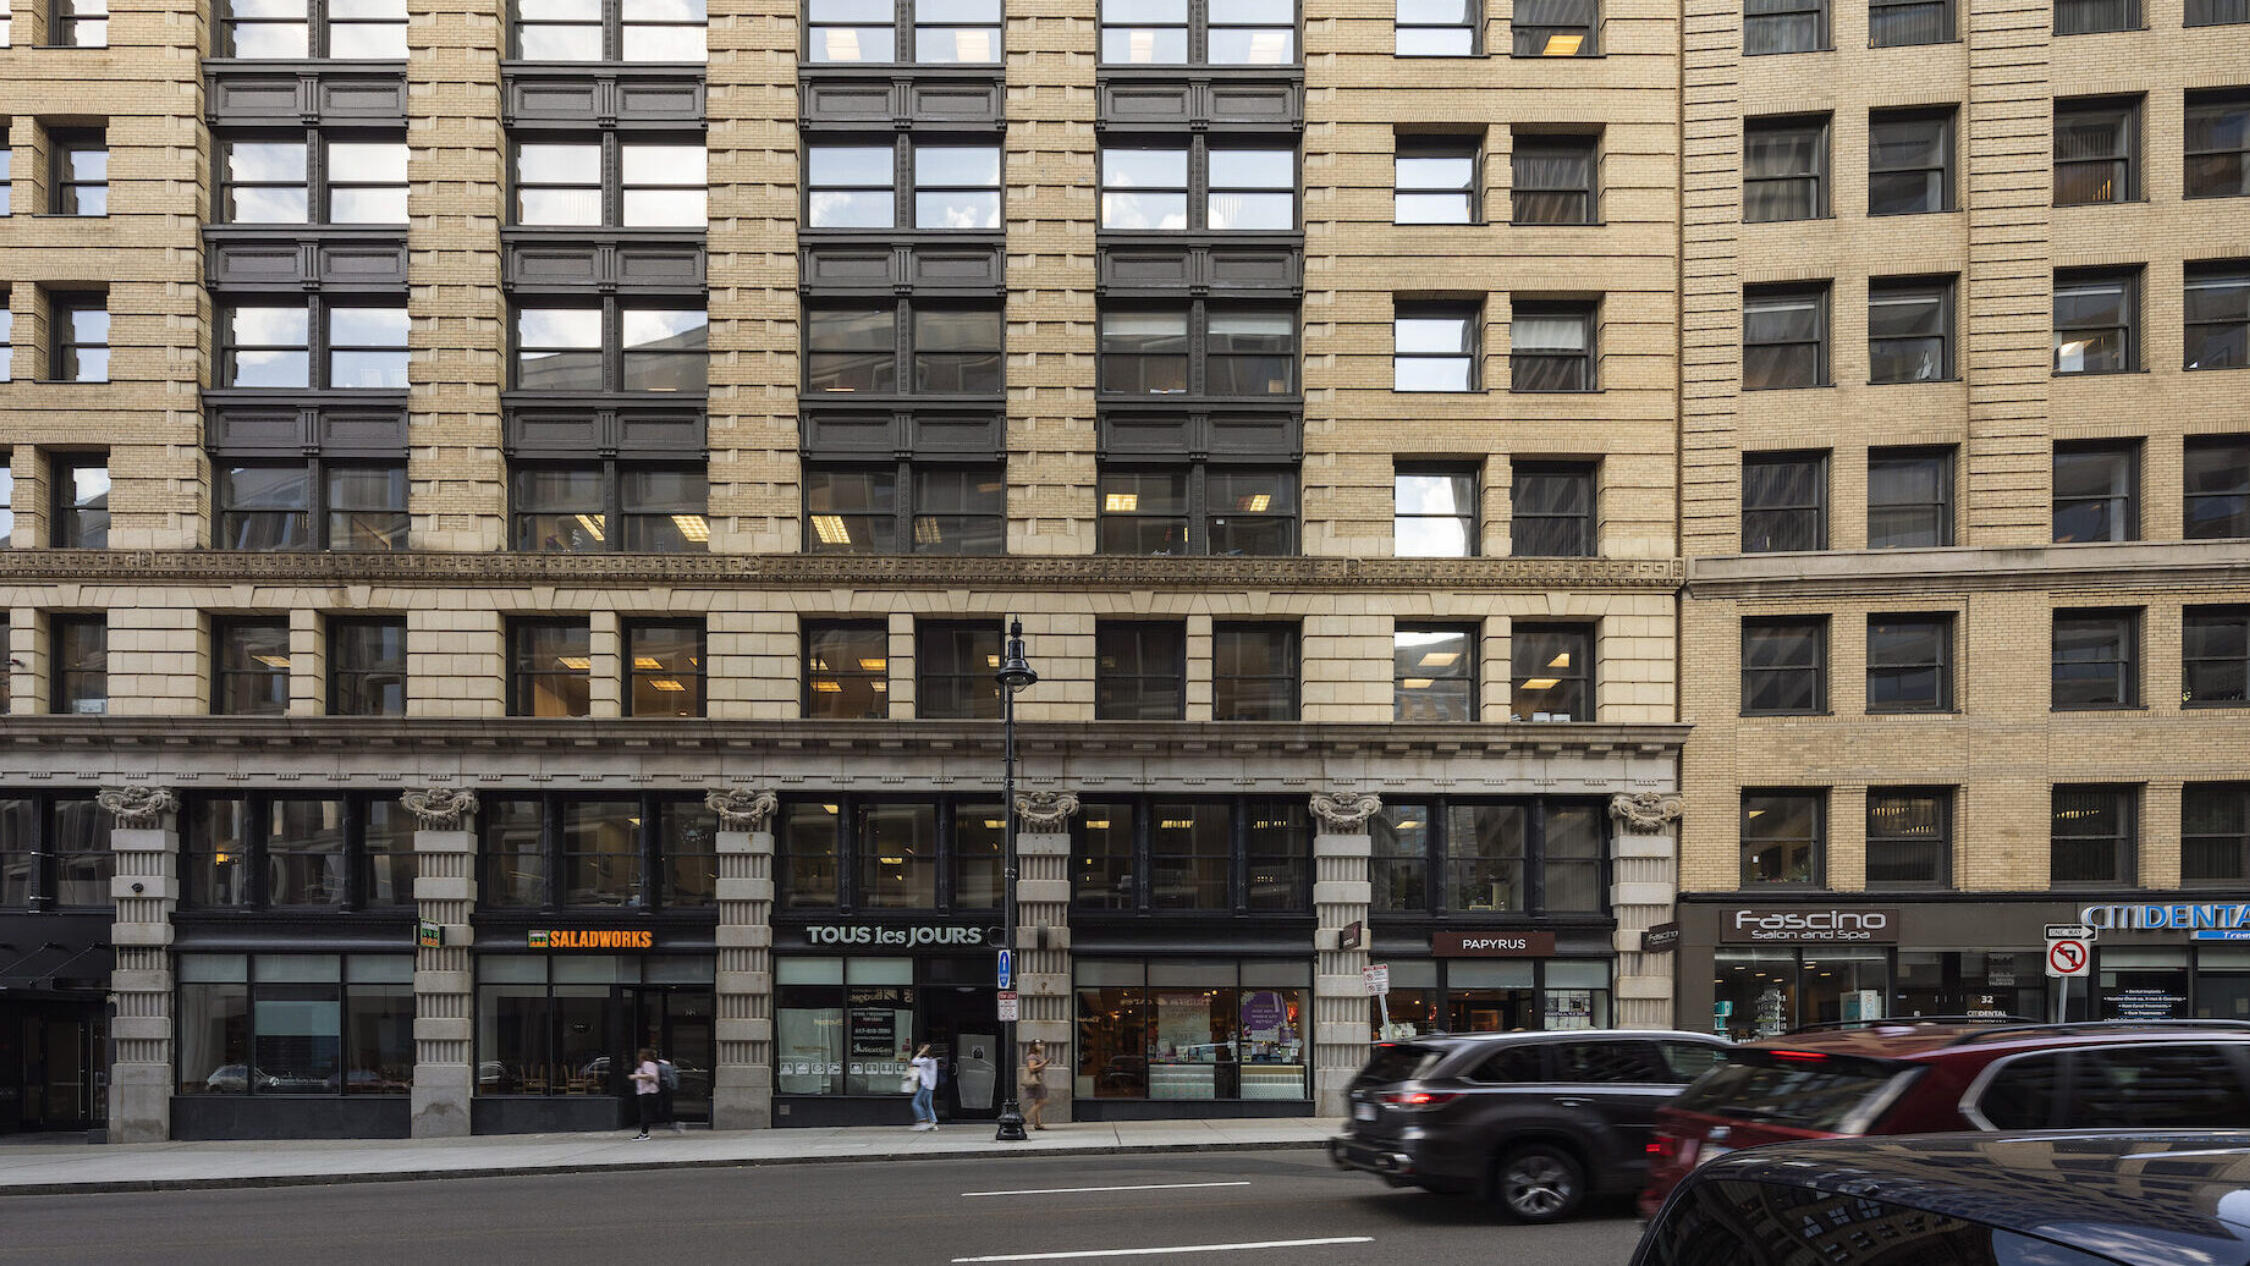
[629,1047,661,1141]
[908,1043,940,1131]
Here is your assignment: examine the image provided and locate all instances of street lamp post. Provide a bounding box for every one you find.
[993,616,1038,1143]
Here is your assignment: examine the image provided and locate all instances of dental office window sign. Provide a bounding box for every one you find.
[2082,903,2250,940]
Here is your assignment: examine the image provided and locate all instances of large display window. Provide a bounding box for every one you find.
[1075,959,1308,1102]
[1368,959,1613,1040]
[473,954,714,1115]
[1713,947,1889,1039]
[775,956,915,1096]
[177,953,414,1096]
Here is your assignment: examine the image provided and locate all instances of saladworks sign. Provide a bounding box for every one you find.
[1720,907,1900,944]
[800,924,990,949]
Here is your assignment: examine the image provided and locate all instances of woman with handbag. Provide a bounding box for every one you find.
[1021,1041,1050,1131]
[905,1043,940,1131]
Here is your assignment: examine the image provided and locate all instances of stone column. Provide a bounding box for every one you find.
[709,789,776,1130]
[101,787,180,1144]
[406,788,479,1138]
[1608,792,1684,1030]
[1013,791,1077,1124]
[1311,791,1378,1118]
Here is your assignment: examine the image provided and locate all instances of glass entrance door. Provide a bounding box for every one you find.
[6,1003,103,1131]
[922,984,999,1121]
[630,986,715,1125]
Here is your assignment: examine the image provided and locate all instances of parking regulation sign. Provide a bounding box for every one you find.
[1363,964,1390,996]
[2046,938,2091,978]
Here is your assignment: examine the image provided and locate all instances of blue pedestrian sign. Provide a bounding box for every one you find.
[997,949,1013,991]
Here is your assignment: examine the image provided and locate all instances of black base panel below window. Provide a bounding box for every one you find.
[1072,1099,1313,1122]
[170,1095,409,1141]
[472,1095,628,1135]
[772,1095,925,1129]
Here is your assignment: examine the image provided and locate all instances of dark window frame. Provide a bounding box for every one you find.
[509,298,708,395]
[2183,783,2250,886]
[1509,300,1597,392]
[1741,616,1829,716]
[802,461,1005,556]
[1868,275,1955,383]
[1098,300,1299,398]
[1062,796,1314,915]
[1867,445,1956,548]
[1742,283,1831,390]
[1510,622,1593,723]
[182,790,416,911]
[507,459,709,554]
[1394,301,1480,392]
[2186,0,2248,23]
[1095,0,1301,68]
[623,619,705,719]
[1512,0,1598,56]
[2054,267,2140,375]
[2054,0,2136,35]
[1095,621,1188,722]
[48,128,107,215]
[475,791,718,912]
[1868,108,1955,215]
[46,0,108,46]
[1740,789,1826,887]
[218,297,409,392]
[215,0,408,58]
[1368,797,1612,917]
[1866,788,1953,889]
[2050,784,2137,887]
[1394,134,1479,225]
[2185,263,2249,372]
[1395,464,1479,558]
[212,616,293,718]
[803,299,1005,397]
[216,132,410,226]
[1395,623,1478,723]
[47,291,109,384]
[1868,0,1954,45]
[0,790,116,912]
[2053,96,2141,207]
[327,616,406,718]
[508,0,708,62]
[1510,461,1596,557]
[49,453,108,548]
[2051,440,2141,544]
[1095,461,1300,557]
[2182,605,2250,708]
[802,619,889,720]
[804,0,1003,66]
[1212,622,1299,722]
[2051,608,2140,710]
[2185,437,2250,540]
[1096,137,1300,234]
[506,618,593,718]
[915,618,1001,722]
[216,459,409,553]
[511,133,708,229]
[1867,612,1954,713]
[1743,115,1830,221]
[2185,92,2250,198]
[1741,449,1829,552]
[802,136,1004,232]
[49,615,106,716]
[1511,132,1600,225]
[780,793,1054,913]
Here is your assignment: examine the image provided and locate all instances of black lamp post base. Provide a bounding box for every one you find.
[994,1099,1029,1142]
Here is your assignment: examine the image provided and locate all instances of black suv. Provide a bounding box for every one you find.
[1329,1029,1730,1223]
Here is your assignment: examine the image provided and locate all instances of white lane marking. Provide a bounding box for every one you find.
[951,1237,1373,1262]
[961,1181,1252,1199]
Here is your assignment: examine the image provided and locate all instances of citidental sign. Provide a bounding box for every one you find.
[2083,904,2250,941]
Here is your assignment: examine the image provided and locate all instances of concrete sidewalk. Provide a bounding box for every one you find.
[0,1117,1344,1197]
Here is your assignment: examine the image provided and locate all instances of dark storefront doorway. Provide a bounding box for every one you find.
[632,986,713,1125]
[922,983,1000,1122]
[0,1001,106,1133]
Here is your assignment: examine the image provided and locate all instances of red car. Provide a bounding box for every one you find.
[1638,1018,2250,1221]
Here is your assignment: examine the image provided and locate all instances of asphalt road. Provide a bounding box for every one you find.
[0,1148,1646,1266]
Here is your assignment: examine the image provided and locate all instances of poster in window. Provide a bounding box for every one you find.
[1543,988,1594,1031]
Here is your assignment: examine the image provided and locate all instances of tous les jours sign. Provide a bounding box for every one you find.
[1721,907,1899,944]
[803,924,988,948]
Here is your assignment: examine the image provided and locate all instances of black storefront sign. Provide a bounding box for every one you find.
[1720,907,1900,944]
[1641,922,1680,953]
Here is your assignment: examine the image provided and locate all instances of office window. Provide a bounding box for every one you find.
[2051,786,2134,886]
[1511,134,1597,225]
[625,621,703,718]
[1868,614,1952,712]
[2184,785,2250,885]
[2185,93,2250,198]
[2054,98,2137,206]
[1868,277,1953,383]
[914,0,1001,62]
[1869,0,1951,44]
[1868,110,1954,216]
[1510,303,1594,391]
[1098,305,1294,396]
[514,0,707,60]
[218,0,407,56]
[51,456,109,548]
[1095,623,1186,721]
[508,621,592,718]
[1395,467,1476,557]
[0,794,116,909]
[2052,609,2138,709]
[1098,143,1296,232]
[2186,264,2248,371]
[1868,447,1954,548]
[1394,137,1476,224]
[1510,624,1590,722]
[804,303,1002,395]
[1742,618,1827,715]
[1511,462,1594,557]
[806,0,1000,64]
[2054,0,2132,35]
[1741,791,1823,886]
[214,619,292,717]
[514,140,707,228]
[1095,465,1297,556]
[328,617,405,717]
[1395,305,1478,391]
[1207,146,1295,230]
[49,293,108,383]
[0,461,12,545]
[1396,0,1475,53]
[220,140,310,222]
[2183,606,2249,706]
[1741,451,1827,552]
[48,130,105,215]
[510,463,708,553]
[804,464,1004,556]
[807,0,897,61]
[1513,0,1594,55]
[917,621,1001,721]
[804,621,888,719]
[2052,442,2138,543]
[1212,624,1298,721]
[2053,269,2137,374]
[48,0,105,46]
[1100,0,1188,61]
[219,461,407,552]
[1744,117,1828,221]
[1206,311,1296,393]
[1395,626,1475,722]
[220,302,407,390]
[52,617,106,715]
[1743,285,1828,389]
[1867,790,1950,888]
[0,313,9,380]
[1744,0,1823,53]
[1095,0,1293,64]
[2187,0,2247,22]
[2186,438,2250,540]
[806,144,896,229]
[218,136,406,225]
[913,144,1001,230]
[513,305,707,393]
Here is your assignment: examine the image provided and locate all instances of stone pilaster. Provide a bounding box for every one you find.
[710,789,776,1130]
[102,787,180,1144]
[1013,790,1077,1124]
[1608,792,1684,1031]
[1310,791,1378,1118]
[405,788,479,1137]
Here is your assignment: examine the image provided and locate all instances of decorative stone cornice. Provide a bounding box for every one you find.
[1609,791,1684,833]
[1309,790,1383,832]
[1012,790,1080,830]
[0,548,1684,593]
[706,788,779,832]
[1688,540,2250,601]
[401,787,479,830]
[96,786,178,828]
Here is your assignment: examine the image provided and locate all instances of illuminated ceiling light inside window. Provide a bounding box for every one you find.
[983,819,1004,829]
[1128,29,1154,61]
[1519,677,1560,690]
[1086,819,1110,829]
[821,803,839,814]
[556,656,593,670]
[634,657,663,670]
[1746,808,1766,819]
[1396,820,1423,830]
[1542,32,1583,54]
[986,654,1000,668]
[1240,494,1272,512]
[251,654,293,669]
[1400,677,1434,690]
[1548,651,1572,668]
[811,514,853,545]
[649,679,687,692]
[672,514,710,542]
[812,679,843,692]
[870,680,887,691]
[1159,819,1192,830]
[826,29,861,60]
[879,855,906,865]
[574,514,607,542]
[954,30,985,60]
[1419,651,1460,668]
[914,517,943,545]
[1105,493,1139,512]
[858,658,887,671]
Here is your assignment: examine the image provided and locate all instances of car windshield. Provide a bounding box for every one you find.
[1354,1042,1446,1087]
[1671,1052,1908,1133]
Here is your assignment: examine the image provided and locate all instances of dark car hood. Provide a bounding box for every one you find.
[1694,1132,2250,1266]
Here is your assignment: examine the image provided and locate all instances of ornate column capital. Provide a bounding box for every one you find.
[1309,790,1382,833]
[97,786,178,829]
[706,788,779,832]
[1609,791,1684,833]
[401,787,480,830]
[1013,790,1080,830]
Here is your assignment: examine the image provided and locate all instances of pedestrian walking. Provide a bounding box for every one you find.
[629,1047,661,1141]
[907,1043,940,1131]
[656,1051,685,1133]
[1021,1040,1050,1131]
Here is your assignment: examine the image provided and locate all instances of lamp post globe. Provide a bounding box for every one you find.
[994,617,1036,1142]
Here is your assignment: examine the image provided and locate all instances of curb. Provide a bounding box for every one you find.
[0,1137,1329,1199]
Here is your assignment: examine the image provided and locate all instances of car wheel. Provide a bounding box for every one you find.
[1493,1144,1585,1224]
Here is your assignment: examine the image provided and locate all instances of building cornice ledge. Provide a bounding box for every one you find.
[1688,541,2250,600]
